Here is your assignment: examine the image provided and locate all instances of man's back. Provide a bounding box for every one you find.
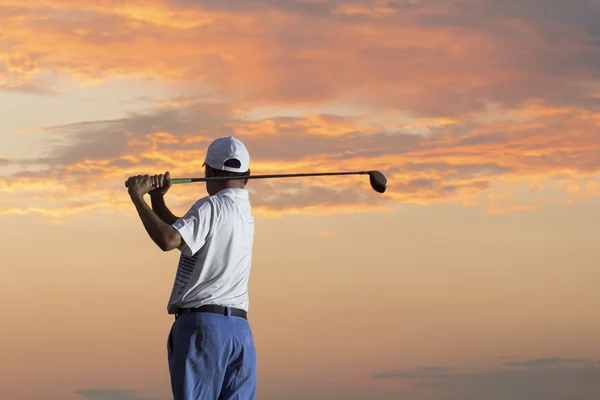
[167,188,254,314]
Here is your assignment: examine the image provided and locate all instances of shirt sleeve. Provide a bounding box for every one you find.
[171,199,213,256]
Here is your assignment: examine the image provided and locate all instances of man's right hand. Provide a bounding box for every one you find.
[149,171,172,196]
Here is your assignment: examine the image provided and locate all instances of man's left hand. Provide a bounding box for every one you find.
[127,175,155,197]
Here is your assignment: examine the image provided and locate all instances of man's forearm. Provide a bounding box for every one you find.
[150,194,179,225]
[131,194,181,251]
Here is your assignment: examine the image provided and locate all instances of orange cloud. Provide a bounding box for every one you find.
[0,101,598,218]
[2,0,600,221]
[2,0,599,115]
[1,99,599,221]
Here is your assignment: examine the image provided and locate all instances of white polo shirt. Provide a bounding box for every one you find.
[166,188,254,314]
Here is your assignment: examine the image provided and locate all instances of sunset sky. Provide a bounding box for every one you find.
[2,0,600,399]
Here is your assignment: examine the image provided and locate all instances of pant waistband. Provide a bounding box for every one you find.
[174,305,247,320]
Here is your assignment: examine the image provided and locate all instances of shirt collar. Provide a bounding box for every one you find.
[215,188,249,199]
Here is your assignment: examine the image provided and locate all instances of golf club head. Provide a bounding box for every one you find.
[369,171,387,193]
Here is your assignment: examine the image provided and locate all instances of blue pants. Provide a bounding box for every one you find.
[167,310,257,400]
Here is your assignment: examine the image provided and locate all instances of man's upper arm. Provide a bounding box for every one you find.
[171,200,213,256]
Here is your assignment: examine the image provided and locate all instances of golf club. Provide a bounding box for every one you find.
[125,170,387,193]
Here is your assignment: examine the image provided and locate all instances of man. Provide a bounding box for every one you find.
[126,136,257,400]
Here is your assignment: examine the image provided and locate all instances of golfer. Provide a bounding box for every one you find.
[126,136,257,400]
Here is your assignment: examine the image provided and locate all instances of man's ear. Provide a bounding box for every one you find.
[244,168,251,185]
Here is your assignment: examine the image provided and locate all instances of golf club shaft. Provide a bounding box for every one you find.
[125,171,372,187]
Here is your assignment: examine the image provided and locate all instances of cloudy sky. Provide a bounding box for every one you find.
[1,0,600,399]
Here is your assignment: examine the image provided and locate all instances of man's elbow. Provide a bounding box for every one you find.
[158,229,182,252]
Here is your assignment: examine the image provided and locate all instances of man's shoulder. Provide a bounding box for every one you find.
[186,196,215,213]
[188,190,251,216]
[188,194,233,213]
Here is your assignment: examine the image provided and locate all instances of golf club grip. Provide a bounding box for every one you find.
[124,178,191,187]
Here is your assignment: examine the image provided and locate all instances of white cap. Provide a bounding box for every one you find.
[203,136,250,173]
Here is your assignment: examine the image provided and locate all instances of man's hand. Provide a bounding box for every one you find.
[127,175,155,197]
[149,171,172,196]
